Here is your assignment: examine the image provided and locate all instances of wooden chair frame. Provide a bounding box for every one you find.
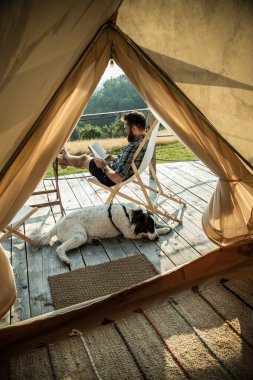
[0,207,42,248]
[30,158,65,216]
[89,119,186,224]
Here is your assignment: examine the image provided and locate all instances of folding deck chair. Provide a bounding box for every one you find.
[0,205,42,248]
[30,158,65,216]
[89,119,186,224]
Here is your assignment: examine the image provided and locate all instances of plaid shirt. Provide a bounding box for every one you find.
[109,135,147,180]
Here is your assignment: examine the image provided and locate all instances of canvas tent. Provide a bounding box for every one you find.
[0,0,253,367]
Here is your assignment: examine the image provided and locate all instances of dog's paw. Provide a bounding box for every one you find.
[62,257,71,265]
[58,253,71,265]
[92,238,102,245]
[158,227,172,235]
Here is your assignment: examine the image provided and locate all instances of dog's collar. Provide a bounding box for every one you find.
[108,203,122,233]
[122,205,130,220]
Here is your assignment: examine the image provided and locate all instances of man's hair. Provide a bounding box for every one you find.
[121,111,146,130]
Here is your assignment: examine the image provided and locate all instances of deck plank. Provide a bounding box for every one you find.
[191,160,218,176]
[156,165,209,212]
[41,179,70,313]
[158,164,213,201]
[24,182,53,318]
[172,162,217,190]
[11,227,31,323]
[141,171,216,252]
[125,180,203,263]
[58,176,87,269]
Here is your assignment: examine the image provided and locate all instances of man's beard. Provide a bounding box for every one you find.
[127,129,135,142]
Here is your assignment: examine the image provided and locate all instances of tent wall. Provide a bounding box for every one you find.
[117,0,253,167]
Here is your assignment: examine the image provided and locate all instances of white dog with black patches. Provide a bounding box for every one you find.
[31,203,171,264]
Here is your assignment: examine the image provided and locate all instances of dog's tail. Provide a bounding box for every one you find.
[29,224,58,246]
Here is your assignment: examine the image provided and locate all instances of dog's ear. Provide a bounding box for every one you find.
[133,213,147,235]
[133,213,155,235]
[131,209,144,224]
[147,210,153,217]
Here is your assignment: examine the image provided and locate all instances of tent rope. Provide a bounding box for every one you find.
[70,329,102,380]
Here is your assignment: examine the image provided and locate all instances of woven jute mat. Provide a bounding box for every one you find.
[82,324,143,379]
[146,304,231,379]
[203,285,253,347]
[178,292,253,379]
[10,346,55,380]
[116,313,186,379]
[48,254,159,309]
[10,325,144,380]
[226,275,253,307]
[11,275,253,379]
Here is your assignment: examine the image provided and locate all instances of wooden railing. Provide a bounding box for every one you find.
[80,108,149,122]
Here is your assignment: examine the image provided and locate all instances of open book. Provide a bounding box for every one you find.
[88,142,110,159]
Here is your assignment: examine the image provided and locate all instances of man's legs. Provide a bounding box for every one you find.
[58,147,92,170]
[58,148,116,187]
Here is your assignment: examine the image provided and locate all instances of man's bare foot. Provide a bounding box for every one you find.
[58,147,71,169]
[58,156,69,169]
[58,147,90,169]
[61,147,70,162]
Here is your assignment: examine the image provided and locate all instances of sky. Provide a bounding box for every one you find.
[97,60,125,88]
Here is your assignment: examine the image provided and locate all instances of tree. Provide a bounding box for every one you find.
[110,117,125,137]
[85,75,146,124]
[80,125,103,140]
[68,75,148,140]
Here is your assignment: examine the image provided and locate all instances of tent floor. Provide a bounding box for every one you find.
[1,161,217,326]
[9,274,253,379]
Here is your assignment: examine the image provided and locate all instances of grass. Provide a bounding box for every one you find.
[45,138,197,178]
[63,135,178,156]
[156,141,197,163]
[46,166,86,178]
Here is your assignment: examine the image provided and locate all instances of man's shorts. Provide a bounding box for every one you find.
[89,159,116,187]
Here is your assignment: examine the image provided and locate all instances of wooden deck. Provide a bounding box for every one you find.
[1,161,218,326]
